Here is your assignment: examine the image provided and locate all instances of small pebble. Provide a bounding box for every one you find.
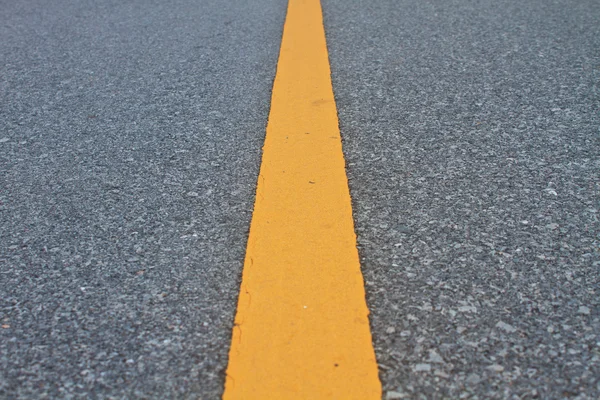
[434,370,450,378]
[496,321,517,333]
[466,373,481,384]
[578,306,591,315]
[487,364,504,372]
[413,363,431,372]
[428,350,444,363]
[386,391,407,399]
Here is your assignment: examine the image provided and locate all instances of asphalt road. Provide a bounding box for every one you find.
[1,0,599,399]
[1,0,286,398]
[324,0,600,398]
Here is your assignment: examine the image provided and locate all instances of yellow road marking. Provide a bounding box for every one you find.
[223,0,381,398]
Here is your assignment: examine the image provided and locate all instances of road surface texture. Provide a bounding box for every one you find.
[1,0,599,398]
[1,0,285,398]
[323,0,599,398]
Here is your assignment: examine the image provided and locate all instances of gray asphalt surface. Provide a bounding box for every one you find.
[1,0,599,399]
[0,0,285,398]
[323,0,600,398]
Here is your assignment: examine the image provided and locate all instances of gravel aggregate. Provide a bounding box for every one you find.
[0,0,285,398]
[323,0,600,398]
[2,0,599,398]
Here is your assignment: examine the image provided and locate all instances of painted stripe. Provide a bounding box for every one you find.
[222,0,381,398]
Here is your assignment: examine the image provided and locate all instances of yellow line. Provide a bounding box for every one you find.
[223,0,381,398]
